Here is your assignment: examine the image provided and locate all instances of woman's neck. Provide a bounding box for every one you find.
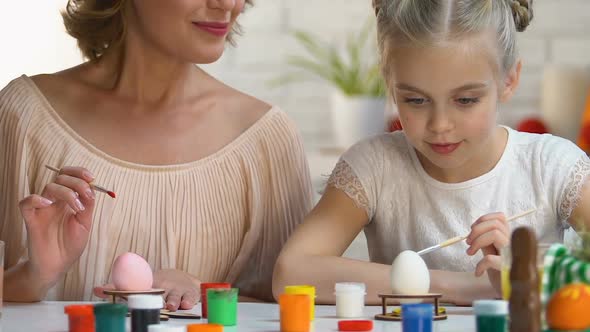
[85,32,208,108]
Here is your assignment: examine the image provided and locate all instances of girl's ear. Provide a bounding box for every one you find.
[499,60,522,103]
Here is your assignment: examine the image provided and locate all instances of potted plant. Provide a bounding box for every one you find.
[274,19,393,149]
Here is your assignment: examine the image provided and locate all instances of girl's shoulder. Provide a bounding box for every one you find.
[507,127,586,163]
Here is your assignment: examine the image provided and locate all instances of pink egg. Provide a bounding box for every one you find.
[111,252,153,291]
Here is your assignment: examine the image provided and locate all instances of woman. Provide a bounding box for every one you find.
[0,0,312,310]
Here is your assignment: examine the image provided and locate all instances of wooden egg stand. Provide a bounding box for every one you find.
[103,289,202,320]
[374,293,448,321]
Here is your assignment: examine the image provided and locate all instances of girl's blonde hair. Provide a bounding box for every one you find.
[372,0,533,84]
[62,0,254,61]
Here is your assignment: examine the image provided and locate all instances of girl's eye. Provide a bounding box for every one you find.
[456,97,480,105]
[404,98,427,105]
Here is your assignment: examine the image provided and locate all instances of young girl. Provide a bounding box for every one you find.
[273,0,590,305]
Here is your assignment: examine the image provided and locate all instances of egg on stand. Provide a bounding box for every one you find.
[374,250,448,321]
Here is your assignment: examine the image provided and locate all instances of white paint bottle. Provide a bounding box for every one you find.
[335,282,366,318]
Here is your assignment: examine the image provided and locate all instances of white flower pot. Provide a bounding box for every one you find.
[331,90,387,148]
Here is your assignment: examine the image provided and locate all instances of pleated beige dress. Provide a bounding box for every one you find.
[0,75,313,301]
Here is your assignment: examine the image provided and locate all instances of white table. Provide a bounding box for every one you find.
[2,302,477,331]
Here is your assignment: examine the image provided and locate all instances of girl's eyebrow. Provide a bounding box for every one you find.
[395,81,491,94]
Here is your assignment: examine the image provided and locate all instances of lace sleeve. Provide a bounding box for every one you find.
[326,159,371,218]
[559,156,590,221]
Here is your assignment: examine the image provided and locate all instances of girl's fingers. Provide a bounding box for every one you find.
[475,254,502,277]
[466,217,509,245]
[467,230,509,255]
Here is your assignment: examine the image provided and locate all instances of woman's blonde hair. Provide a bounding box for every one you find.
[62,0,254,61]
[372,0,533,85]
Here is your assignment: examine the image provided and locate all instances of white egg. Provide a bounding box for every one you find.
[390,250,430,300]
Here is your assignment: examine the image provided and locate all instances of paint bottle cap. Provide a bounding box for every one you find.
[94,303,128,315]
[148,325,186,332]
[187,323,224,332]
[473,300,508,316]
[65,304,94,316]
[335,282,366,293]
[128,294,164,310]
[338,320,374,331]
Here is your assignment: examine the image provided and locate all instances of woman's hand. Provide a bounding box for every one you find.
[19,166,96,290]
[93,269,200,311]
[465,212,510,297]
[154,269,201,311]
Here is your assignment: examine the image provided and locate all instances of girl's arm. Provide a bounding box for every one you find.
[568,179,590,230]
[272,186,497,305]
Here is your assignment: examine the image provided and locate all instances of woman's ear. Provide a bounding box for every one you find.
[499,60,522,103]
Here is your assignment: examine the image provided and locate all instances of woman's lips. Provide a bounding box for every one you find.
[193,22,229,37]
[429,141,462,155]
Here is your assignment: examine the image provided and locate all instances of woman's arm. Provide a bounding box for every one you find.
[272,186,497,305]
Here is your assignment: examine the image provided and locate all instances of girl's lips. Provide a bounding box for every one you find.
[193,22,229,37]
[429,142,462,155]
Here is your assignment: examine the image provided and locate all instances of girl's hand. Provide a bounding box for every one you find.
[465,212,510,296]
[19,166,96,288]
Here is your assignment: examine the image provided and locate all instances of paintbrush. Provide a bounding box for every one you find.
[416,208,537,256]
[45,165,116,198]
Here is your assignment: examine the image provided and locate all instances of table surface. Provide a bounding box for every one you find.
[1,301,477,331]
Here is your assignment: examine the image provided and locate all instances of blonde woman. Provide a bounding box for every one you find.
[273,0,590,305]
[0,0,312,310]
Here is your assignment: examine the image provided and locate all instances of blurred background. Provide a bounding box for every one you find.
[1,0,590,259]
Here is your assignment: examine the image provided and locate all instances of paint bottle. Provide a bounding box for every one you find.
[64,304,95,332]
[200,282,231,318]
[285,285,316,321]
[334,282,366,318]
[187,323,224,332]
[401,303,433,332]
[93,303,127,332]
[147,326,185,332]
[207,288,239,326]
[280,293,311,332]
[128,294,163,332]
[473,300,508,332]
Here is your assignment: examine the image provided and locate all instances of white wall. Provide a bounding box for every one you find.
[3,0,589,149]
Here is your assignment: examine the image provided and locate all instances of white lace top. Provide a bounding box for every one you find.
[327,127,590,272]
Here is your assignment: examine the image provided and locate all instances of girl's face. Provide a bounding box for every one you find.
[389,33,520,182]
[129,0,246,64]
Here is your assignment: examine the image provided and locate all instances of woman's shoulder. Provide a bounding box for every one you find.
[0,74,48,126]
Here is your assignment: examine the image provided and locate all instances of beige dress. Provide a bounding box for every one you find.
[0,75,313,301]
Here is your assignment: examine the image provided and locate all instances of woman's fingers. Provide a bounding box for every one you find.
[165,289,183,311]
[58,166,95,183]
[179,289,199,310]
[19,194,53,219]
[93,284,116,299]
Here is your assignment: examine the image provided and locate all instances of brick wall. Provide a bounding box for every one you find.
[202,0,590,148]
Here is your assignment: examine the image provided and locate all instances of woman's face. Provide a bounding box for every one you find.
[129,0,246,64]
